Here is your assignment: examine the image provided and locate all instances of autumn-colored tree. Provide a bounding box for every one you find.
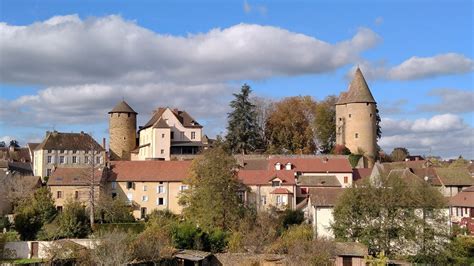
[265,96,317,154]
[314,95,337,153]
[179,147,246,231]
[390,147,409,162]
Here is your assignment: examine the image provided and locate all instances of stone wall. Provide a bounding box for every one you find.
[109,113,136,161]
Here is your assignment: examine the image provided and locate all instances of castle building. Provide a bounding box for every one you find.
[336,68,377,167]
[109,101,137,161]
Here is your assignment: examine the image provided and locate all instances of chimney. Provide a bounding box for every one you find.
[102,138,106,149]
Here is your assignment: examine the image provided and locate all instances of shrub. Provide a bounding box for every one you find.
[280,209,304,230]
[348,153,362,168]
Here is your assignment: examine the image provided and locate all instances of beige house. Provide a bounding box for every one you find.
[107,160,192,219]
[48,167,105,211]
[133,107,203,161]
[33,131,105,178]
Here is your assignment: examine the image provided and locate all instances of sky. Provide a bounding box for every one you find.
[0,0,473,159]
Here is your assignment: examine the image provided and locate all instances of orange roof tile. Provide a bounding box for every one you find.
[108,160,192,182]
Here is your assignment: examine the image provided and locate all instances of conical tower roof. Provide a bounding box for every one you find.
[108,100,137,114]
[337,68,376,104]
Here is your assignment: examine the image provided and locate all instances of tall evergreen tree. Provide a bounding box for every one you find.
[226,84,262,154]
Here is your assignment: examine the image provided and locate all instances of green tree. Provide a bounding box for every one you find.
[226,84,263,154]
[449,155,469,168]
[390,147,409,162]
[314,96,337,153]
[179,147,245,231]
[14,187,57,240]
[332,174,448,258]
[265,96,317,154]
[95,195,134,223]
[56,200,91,238]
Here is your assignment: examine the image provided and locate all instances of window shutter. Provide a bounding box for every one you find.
[163,197,167,206]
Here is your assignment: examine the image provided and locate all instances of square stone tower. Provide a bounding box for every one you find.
[336,68,377,168]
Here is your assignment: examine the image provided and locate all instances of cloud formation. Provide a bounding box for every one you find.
[349,53,473,80]
[379,114,474,158]
[0,15,380,86]
[418,88,474,113]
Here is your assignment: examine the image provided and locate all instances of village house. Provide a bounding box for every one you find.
[449,186,474,220]
[48,167,106,211]
[33,131,106,178]
[107,160,192,219]
[133,107,204,161]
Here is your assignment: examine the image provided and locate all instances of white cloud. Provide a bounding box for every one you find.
[379,114,474,158]
[0,15,380,86]
[418,88,474,113]
[349,53,473,80]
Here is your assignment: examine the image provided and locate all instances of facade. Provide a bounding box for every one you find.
[308,187,345,238]
[336,68,377,168]
[48,167,106,210]
[33,131,105,178]
[238,156,353,212]
[108,100,138,161]
[134,107,203,161]
[107,160,192,219]
[449,186,474,220]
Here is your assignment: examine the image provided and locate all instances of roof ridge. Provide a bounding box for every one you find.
[337,67,376,104]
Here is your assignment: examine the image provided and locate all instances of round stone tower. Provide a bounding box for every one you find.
[336,68,377,167]
[108,100,137,161]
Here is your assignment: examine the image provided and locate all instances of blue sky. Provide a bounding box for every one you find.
[0,0,473,158]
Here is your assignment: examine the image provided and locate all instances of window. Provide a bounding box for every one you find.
[57,206,63,212]
[355,133,359,138]
[261,196,266,205]
[344,176,348,184]
[162,133,165,138]
[75,191,79,199]
[179,185,188,191]
[126,182,134,189]
[57,191,63,199]
[285,163,292,170]
[48,149,52,153]
[142,195,149,202]
[111,182,117,189]
[157,185,165,194]
[72,150,76,154]
[272,180,281,187]
[161,149,164,154]
[348,114,352,118]
[59,156,65,164]
[143,185,148,191]
[191,132,196,140]
[141,207,147,219]
[370,113,373,117]
[85,156,90,164]
[96,156,101,164]
[47,156,52,164]
[275,163,281,171]
[46,169,52,177]
[171,131,174,139]
[157,197,165,205]
[466,208,469,215]
[276,195,282,205]
[72,156,77,164]
[237,191,245,202]
[180,132,185,139]
[111,192,117,199]
[339,118,342,121]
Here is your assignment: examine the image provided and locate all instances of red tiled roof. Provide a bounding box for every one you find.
[353,168,372,182]
[49,167,105,186]
[238,169,296,185]
[270,188,293,194]
[108,160,192,182]
[267,157,352,173]
[450,187,474,208]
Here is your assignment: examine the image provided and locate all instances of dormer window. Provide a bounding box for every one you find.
[272,180,281,187]
[285,163,292,170]
[275,163,281,171]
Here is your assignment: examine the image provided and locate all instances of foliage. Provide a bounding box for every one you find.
[9,140,19,148]
[92,230,134,265]
[179,147,246,231]
[314,95,337,153]
[94,222,145,235]
[171,221,228,253]
[365,251,389,266]
[46,239,92,265]
[0,217,10,231]
[265,96,317,154]
[375,107,382,140]
[332,174,448,258]
[0,141,5,147]
[348,153,362,168]
[13,187,57,240]
[449,155,469,168]
[280,209,304,231]
[131,225,174,263]
[444,236,474,265]
[226,84,263,154]
[95,195,135,223]
[390,147,409,162]
[251,96,274,150]
[55,200,91,239]
[331,144,351,155]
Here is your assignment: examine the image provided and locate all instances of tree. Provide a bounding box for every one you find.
[14,187,57,240]
[92,230,134,266]
[0,141,5,147]
[390,147,409,162]
[179,147,246,231]
[332,174,448,258]
[9,140,19,148]
[56,199,91,238]
[95,195,134,223]
[251,96,274,149]
[314,96,337,153]
[265,96,317,154]
[449,156,469,168]
[375,107,382,140]
[226,84,263,154]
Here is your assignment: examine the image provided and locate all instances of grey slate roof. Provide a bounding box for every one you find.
[299,175,342,187]
[337,68,376,104]
[108,100,137,114]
